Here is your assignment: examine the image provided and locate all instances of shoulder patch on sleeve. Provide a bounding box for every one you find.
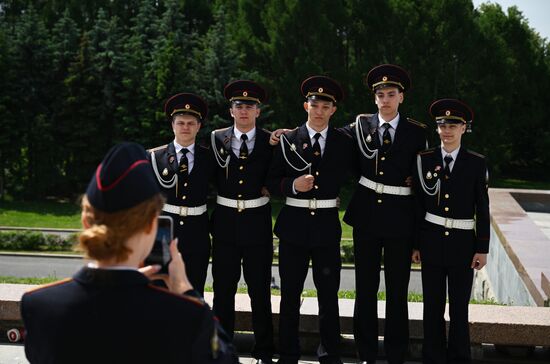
[406,117,427,129]
[147,284,206,307]
[147,144,168,153]
[418,147,437,155]
[24,278,73,295]
[467,150,486,159]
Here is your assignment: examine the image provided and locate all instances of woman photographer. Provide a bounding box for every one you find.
[21,142,237,364]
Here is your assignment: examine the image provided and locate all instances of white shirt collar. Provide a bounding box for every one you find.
[87,262,137,271]
[173,140,195,155]
[378,113,400,129]
[305,122,328,140]
[441,145,460,161]
[234,126,256,141]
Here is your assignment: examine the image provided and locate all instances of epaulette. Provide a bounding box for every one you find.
[147,284,206,307]
[24,278,73,294]
[418,147,437,155]
[406,117,427,129]
[147,144,168,153]
[467,150,486,159]
[214,126,232,134]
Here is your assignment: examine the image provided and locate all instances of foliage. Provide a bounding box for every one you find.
[0,231,77,251]
[0,0,549,199]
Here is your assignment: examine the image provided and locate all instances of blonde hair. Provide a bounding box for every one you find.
[78,194,165,262]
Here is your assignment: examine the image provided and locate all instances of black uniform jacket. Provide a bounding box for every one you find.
[148,142,216,254]
[21,267,238,364]
[210,126,273,246]
[267,124,354,246]
[413,147,490,266]
[342,113,427,237]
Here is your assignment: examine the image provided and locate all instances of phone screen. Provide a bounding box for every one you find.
[144,216,173,274]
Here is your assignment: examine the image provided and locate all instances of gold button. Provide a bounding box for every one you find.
[179,221,184,225]
[315,171,319,176]
[238,194,243,198]
[379,171,384,175]
[381,157,386,161]
[445,194,449,199]
[182,195,186,200]
[444,231,449,236]
[310,211,315,216]
[377,199,382,204]
[239,180,243,184]
[184,183,188,187]
[444,207,449,212]
[239,166,244,170]
[314,185,319,189]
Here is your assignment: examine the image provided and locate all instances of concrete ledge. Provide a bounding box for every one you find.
[2,286,549,348]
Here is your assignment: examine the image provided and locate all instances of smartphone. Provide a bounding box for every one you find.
[144,216,173,274]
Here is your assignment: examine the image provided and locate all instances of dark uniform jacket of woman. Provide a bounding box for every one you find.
[267,124,354,246]
[21,267,237,364]
[414,147,490,266]
[210,126,273,246]
[342,113,428,238]
[148,142,216,255]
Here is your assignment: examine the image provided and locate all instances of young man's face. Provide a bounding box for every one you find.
[304,99,336,128]
[437,122,466,147]
[172,114,201,146]
[230,103,260,131]
[374,86,403,119]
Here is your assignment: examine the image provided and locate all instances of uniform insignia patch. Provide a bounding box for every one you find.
[162,168,168,176]
[169,156,175,163]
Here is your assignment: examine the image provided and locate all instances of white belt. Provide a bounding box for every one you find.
[425,212,475,230]
[216,195,269,211]
[285,197,338,209]
[163,203,207,217]
[359,176,412,196]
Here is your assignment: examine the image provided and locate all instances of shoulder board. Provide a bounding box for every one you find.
[147,144,168,153]
[466,150,486,159]
[147,284,206,307]
[214,126,232,134]
[24,278,73,295]
[418,147,437,155]
[406,118,427,129]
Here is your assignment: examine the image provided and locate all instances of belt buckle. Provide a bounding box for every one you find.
[444,218,454,229]
[309,198,317,210]
[237,199,246,212]
[375,183,385,194]
[179,206,188,217]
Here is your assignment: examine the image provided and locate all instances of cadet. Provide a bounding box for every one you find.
[22,142,237,364]
[148,93,215,296]
[267,76,354,364]
[343,64,428,364]
[412,99,490,364]
[210,80,275,364]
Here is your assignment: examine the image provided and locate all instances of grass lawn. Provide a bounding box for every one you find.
[0,199,81,228]
[491,177,550,190]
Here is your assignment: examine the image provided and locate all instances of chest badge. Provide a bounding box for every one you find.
[162,168,168,176]
[169,156,175,164]
[426,171,432,180]
[366,134,372,143]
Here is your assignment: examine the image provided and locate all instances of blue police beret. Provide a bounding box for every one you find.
[86,142,160,212]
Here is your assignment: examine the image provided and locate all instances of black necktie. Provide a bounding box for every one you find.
[381,123,392,153]
[239,134,248,159]
[179,148,189,178]
[444,154,453,179]
[311,132,322,169]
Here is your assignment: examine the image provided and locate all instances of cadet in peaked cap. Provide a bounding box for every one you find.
[211,79,275,363]
[341,63,426,364]
[149,92,216,296]
[366,63,411,92]
[267,75,354,363]
[413,99,489,364]
[22,142,238,364]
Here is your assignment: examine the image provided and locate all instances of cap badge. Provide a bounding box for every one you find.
[318,87,323,93]
[243,91,248,97]
[162,168,168,176]
[426,171,432,180]
[185,104,190,109]
[445,110,451,116]
[382,76,388,82]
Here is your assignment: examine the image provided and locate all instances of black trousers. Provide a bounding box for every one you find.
[421,263,474,364]
[353,228,412,364]
[278,241,342,363]
[212,239,274,360]
[180,245,210,297]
